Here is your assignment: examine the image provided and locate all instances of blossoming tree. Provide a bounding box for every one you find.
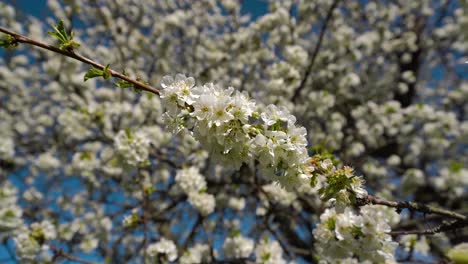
[0,0,467,263]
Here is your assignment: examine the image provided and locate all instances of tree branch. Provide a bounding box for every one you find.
[48,243,98,264]
[389,218,468,236]
[0,26,160,95]
[291,0,341,103]
[357,195,466,220]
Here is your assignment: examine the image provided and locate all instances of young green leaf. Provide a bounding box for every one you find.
[84,68,105,81]
[48,20,80,50]
[115,80,134,88]
[84,64,111,81]
[0,34,18,49]
[102,64,111,79]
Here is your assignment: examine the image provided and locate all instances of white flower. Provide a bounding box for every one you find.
[192,93,216,121]
[386,155,401,166]
[320,159,334,171]
[35,152,60,171]
[175,167,207,194]
[79,235,98,253]
[262,183,297,206]
[122,208,140,228]
[179,243,211,264]
[57,109,91,140]
[148,237,178,262]
[230,91,256,123]
[14,232,41,260]
[223,235,254,259]
[31,220,57,240]
[159,75,319,191]
[260,105,295,127]
[0,182,18,205]
[188,192,216,216]
[114,129,150,166]
[160,74,195,115]
[228,197,246,211]
[0,137,14,159]
[313,206,398,263]
[255,240,286,264]
[0,205,23,231]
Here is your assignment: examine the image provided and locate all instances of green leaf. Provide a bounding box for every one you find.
[447,243,468,264]
[0,34,18,49]
[261,253,271,262]
[79,152,92,160]
[84,68,105,81]
[449,161,463,173]
[116,79,134,89]
[146,92,154,100]
[144,186,155,195]
[102,64,111,79]
[84,64,111,81]
[139,160,151,168]
[48,19,80,50]
[48,20,68,42]
[125,128,133,141]
[324,216,336,230]
[230,230,241,237]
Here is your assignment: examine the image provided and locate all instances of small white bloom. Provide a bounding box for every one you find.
[188,192,216,216]
[148,237,178,262]
[175,167,207,194]
[223,235,254,259]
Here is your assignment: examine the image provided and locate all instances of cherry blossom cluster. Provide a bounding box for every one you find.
[0,182,23,237]
[175,167,215,216]
[254,239,287,264]
[179,243,212,264]
[14,220,56,261]
[147,237,178,262]
[160,74,314,190]
[313,205,400,263]
[1,0,466,262]
[222,234,254,259]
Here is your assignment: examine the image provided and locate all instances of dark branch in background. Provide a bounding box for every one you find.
[0,27,160,95]
[291,0,341,103]
[358,195,468,235]
[48,243,98,264]
[389,218,468,236]
[358,195,466,220]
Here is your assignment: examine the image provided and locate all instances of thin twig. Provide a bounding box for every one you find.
[48,243,98,264]
[291,0,341,103]
[358,195,467,220]
[389,218,468,236]
[0,26,160,95]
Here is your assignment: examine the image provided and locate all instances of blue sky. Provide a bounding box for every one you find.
[7,0,268,20]
[1,1,269,263]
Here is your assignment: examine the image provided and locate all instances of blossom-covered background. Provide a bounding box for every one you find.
[0,0,467,263]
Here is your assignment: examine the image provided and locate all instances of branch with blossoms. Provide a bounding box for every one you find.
[0,25,160,95]
[1,21,467,263]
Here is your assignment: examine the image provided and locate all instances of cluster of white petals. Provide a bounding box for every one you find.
[175,167,215,216]
[0,183,23,235]
[14,220,57,261]
[147,237,178,262]
[114,129,151,166]
[161,74,312,190]
[254,239,286,264]
[179,243,212,264]
[313,205,399,263]
[223,235,255,259]
[1,0,466,262]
